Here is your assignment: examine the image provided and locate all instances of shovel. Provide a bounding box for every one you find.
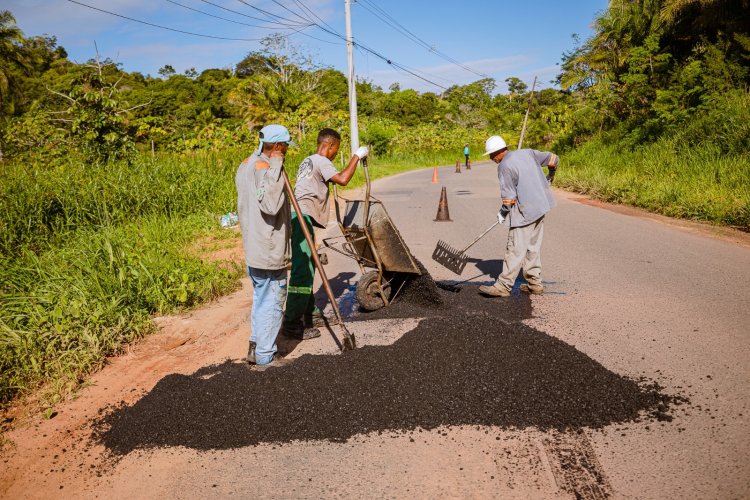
[432,221,500,275]
[280,167,356,351]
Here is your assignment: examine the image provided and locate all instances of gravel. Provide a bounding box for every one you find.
[94,276,684,455]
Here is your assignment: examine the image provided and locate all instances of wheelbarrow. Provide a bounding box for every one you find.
[322,158,421,311]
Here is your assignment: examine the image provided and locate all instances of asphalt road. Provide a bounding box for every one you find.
[10,160,746,499]
[356,161,750,498]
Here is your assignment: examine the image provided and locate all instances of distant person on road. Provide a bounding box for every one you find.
[236,124,294,368]
[463,143,470,168]
[284,129,369,339]
[478,135,559,297]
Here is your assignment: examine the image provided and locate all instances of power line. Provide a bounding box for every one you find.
[66,0,273,41]
[234,0,308,26]
[66,0,455,90]
[357,0,490,79]
[164,0,300,30]
[286,0,451,90]
[197,0,308,28]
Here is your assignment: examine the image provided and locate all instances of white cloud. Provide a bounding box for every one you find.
[7,0,158,41]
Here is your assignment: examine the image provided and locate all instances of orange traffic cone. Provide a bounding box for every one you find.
[431,166,439,184]
[455,160,461,173]
[434,186,452,222]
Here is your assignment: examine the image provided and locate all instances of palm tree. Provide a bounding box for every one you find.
[0,10,26,114]
[0,10,27,161]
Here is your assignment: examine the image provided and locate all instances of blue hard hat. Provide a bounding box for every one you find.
[259,124,296,146]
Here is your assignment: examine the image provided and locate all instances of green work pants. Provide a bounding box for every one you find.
[285,212,316,324]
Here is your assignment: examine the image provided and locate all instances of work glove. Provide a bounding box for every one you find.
[497,204,510,224]
[354,146,369,159]
[546,167,556,183]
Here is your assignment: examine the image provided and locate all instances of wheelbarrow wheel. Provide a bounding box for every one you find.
[356,271,391,311]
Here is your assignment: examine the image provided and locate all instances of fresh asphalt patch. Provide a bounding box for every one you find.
[94,269,686,455]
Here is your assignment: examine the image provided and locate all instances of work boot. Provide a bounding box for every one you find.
[478,283,511,297]
[283,320,321,340]
[246,341,256,365]
[308,308,339,328]
[254,353,291,371]
[520,283,544,295]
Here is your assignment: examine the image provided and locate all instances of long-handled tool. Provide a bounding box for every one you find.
[432,221,500,275]
[280,168,356,351]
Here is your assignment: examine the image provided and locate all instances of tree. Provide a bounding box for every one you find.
[443,78,496,128]
[228,34,328,134]
[48,58,149,161]
[0,10,27,117]
[505,77,527,100]
[158,65,175,78]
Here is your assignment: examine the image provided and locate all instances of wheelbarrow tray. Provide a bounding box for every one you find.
[342,198,421,275]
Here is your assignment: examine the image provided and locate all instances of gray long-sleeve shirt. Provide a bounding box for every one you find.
[235,152,291,270]
[498,149,559,228]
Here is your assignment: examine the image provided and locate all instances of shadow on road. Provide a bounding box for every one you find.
[467,258,504,279]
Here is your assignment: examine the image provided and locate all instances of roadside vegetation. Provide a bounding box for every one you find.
[0,0,748,408]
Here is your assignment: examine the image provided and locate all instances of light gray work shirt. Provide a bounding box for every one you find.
[294,153,339,228]
[498,149,557,228]
[235,152,291,270]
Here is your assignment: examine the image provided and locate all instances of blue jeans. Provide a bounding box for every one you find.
[248,267,287,365]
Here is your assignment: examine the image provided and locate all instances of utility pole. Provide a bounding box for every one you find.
[517,76,537,149]
[344,0,359,154]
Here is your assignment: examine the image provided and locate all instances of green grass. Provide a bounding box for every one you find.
[556,137,750,230]
[0,150,249,407]
[555,89,750,230]
[0,145,450,409]
[0,214,243,406]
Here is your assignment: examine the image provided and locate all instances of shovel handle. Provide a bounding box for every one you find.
[280,168,355,350]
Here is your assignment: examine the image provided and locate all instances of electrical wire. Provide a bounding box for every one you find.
[164,0,299,30]
[287,0,451,90]
[197,0,309,27]
[66,0,455,90]
[66,0,273,41]
[357,0,489,79]
[234,0,308,25]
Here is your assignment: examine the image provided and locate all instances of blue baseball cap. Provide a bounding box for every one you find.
[259,124,296,146]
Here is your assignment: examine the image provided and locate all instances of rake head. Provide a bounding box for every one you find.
[432,239,468,275]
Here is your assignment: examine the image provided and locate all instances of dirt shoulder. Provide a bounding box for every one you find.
[0,242,253,496]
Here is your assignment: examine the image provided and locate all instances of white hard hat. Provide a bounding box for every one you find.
[482,135,507,156]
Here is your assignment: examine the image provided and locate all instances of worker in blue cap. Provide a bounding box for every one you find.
[236,124,296,369]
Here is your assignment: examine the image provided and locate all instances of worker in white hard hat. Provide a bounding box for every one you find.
[478,135,559,297]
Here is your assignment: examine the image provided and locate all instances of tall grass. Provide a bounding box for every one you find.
[0,149,249,406]
[557,138,750,229]
[556,90,750,230]
[0,214,243,405]
[0,144,452,408]
[0,150,245,256]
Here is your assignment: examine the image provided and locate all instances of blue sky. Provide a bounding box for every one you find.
[6,0,607,93]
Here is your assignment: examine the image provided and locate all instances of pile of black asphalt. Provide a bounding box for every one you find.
[94,270,684,455]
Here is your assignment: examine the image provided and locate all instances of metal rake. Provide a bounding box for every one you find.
[432,221,500,275]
